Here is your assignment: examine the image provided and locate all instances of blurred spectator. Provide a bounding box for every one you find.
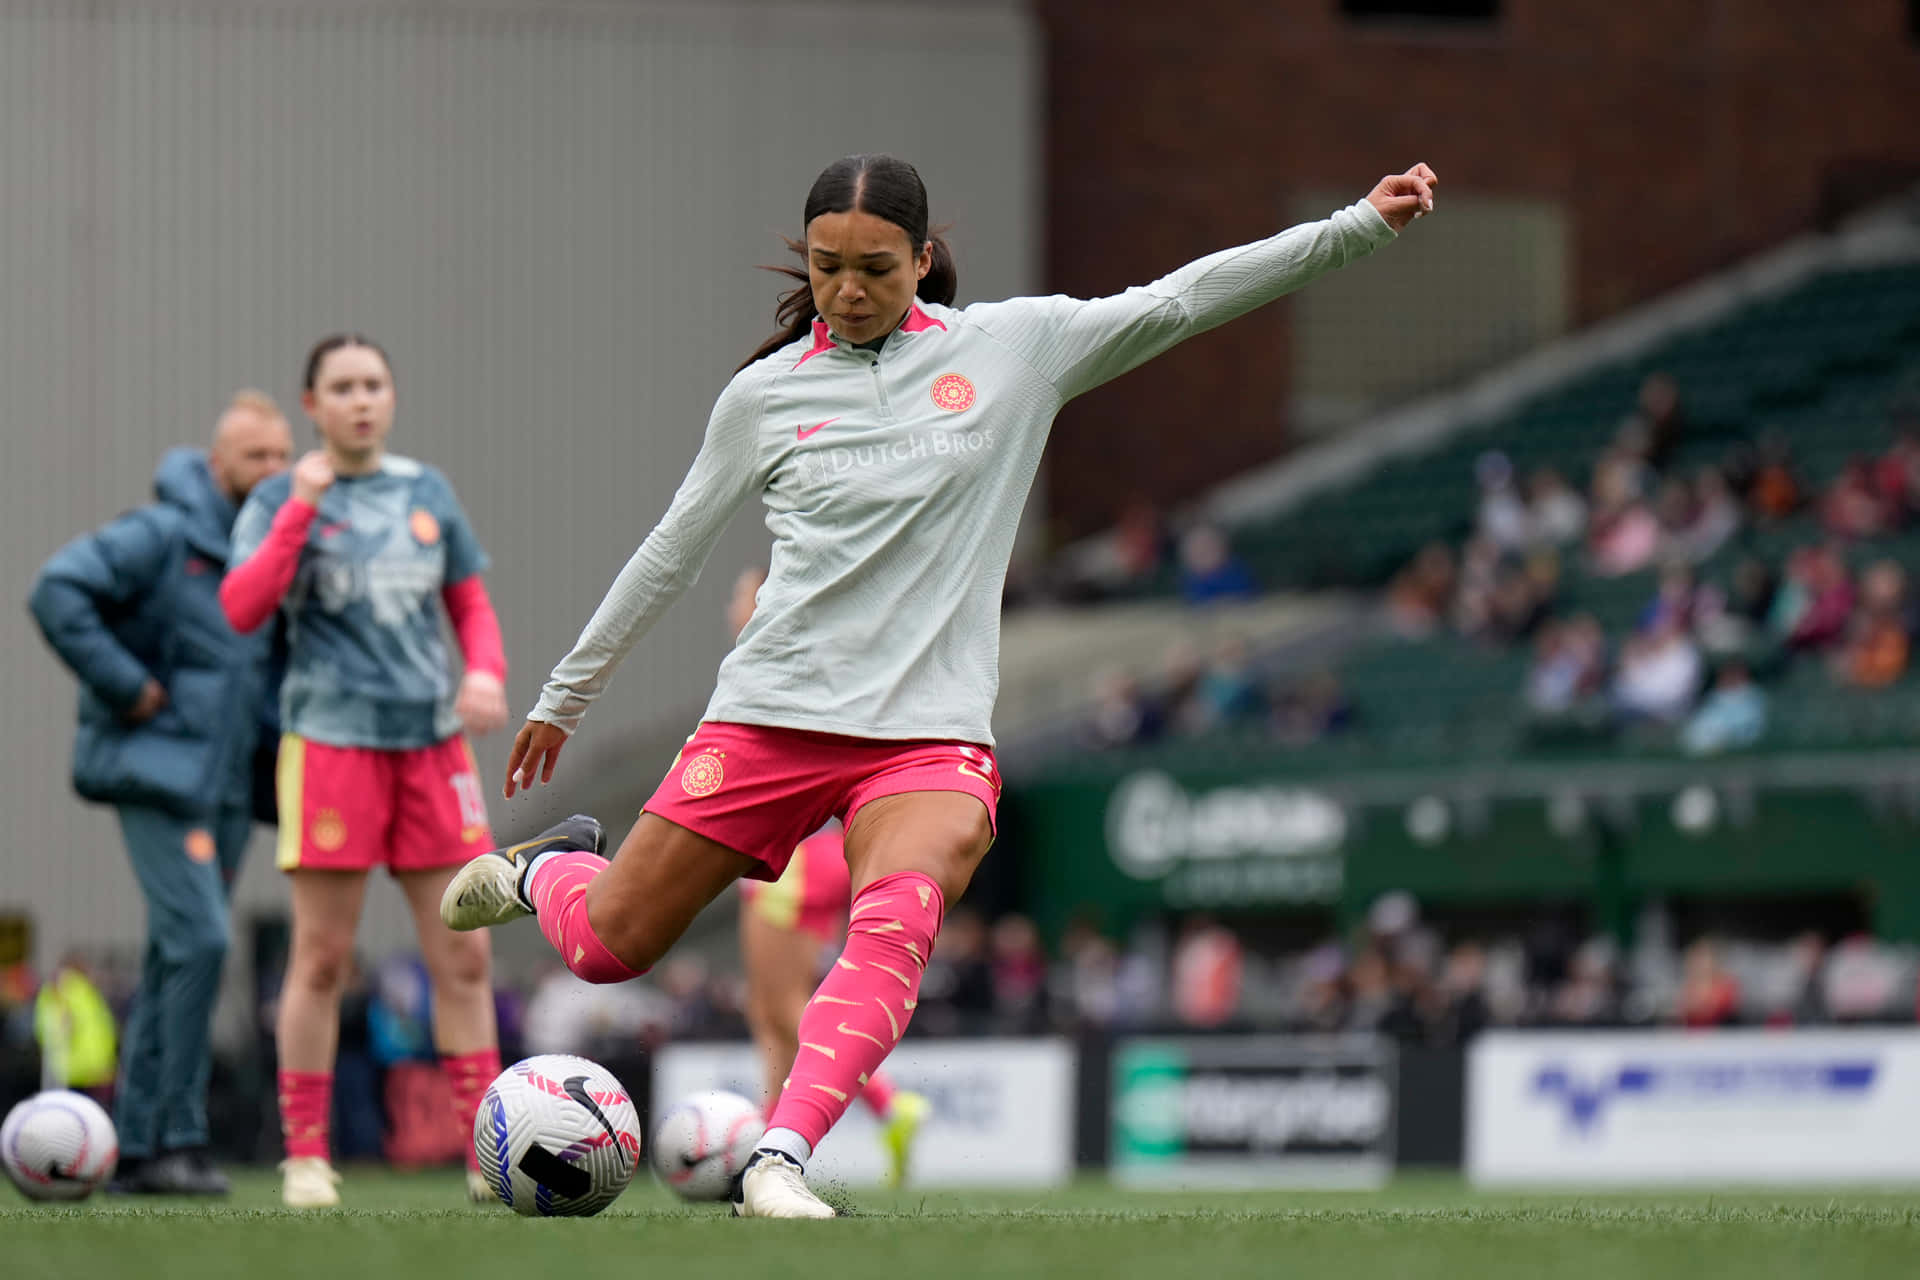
[1159,640,1206,735]
[1587,455,1662,576]
[1779,932,1829,1026]
[1746,430,1803,520]
[1113,497,1172,586]
[1548,938,1621,1026]
[1170,916,1243,1028]
[1835,559,1911,687]
[1084,667,1163,749]
[918,908,996,1035]
[1875,427,1920,521]
[1385,541,1455,638]
[1820,457,1894,539]
[1676,938,1741,1028]
[1526,466,1588,547]
[1639,563,1700,635]
[1185,637,1266,733]
[1428,942,1491,1044]
[1633,371,1686,469]
[1679,659,1768,755]
[1671,467,1742,562]
[1526,615,1607,718]
[1292,944,1350,1033]
[1475,451,1530,552]
[1824,935,1902,1023]
[1176,524,1257,605]
[1485,555,1555,647]
[1271,670,1354,745]
[1612,619,1703,723]
[1451,534,1503,637]
[32,953,116,1099]
[990,915,1049,1032]
[1055,922,1122,1029]
[1772,544,1855,651]
[1696,556,1776,654]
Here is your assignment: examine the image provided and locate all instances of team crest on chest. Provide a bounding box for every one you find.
[930,373,976,412]
[409,508,441,546]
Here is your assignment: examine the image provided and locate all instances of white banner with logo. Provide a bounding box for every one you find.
[653,1038,1075,1186]
[1469,1029,1920,1184]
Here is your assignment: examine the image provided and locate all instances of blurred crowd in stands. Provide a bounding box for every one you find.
[1384,372,1920,753]
[1076,369,1920,756]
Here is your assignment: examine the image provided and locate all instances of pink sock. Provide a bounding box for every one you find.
[766,872,943,1149]
[527,849,647,984]
[278,1070,332,1161]
[441,1048,501,1171]
[861,1070,898,1120]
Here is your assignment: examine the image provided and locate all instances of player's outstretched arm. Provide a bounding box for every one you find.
[973,162,1439,403]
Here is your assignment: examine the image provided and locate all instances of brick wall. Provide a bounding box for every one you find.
[1034,0,1920,535]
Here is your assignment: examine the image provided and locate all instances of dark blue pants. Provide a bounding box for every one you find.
[113,804,252,1157]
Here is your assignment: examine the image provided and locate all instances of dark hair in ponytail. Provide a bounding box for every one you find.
[739,154,957,370]
[303,333,392,391]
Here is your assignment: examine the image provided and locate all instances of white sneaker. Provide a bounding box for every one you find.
[279,1156,342,1208]
[467,1169,497,1205]
[440,814,605,932]
[732,1151,835,1219]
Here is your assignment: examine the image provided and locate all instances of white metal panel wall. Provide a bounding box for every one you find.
[0,0,1038,983]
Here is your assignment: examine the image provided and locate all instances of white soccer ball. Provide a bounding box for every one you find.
[1,1090,119,1202]
[473,1054,643,1217]
[650,1089,765,1202]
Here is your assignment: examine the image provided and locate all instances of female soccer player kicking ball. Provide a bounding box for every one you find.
[725,567,928,1186]
[443,154,1436,1217]
[224,336,512,1208]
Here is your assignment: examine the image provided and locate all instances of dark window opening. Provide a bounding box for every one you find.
[1342,0,1500,20]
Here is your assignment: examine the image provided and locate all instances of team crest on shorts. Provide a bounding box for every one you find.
[681,752,726,798]
[184,828,216,864]
[311,808,349,852]
[930,372,976,412]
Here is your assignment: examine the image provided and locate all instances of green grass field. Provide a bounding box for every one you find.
[7,1168,1919,1280]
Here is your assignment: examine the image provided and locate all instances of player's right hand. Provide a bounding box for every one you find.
[505,718,569,798]
[291,450,336,505]
[125,678,169,725]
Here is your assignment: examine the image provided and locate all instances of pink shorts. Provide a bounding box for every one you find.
[740,826,851,942]
[643,722,1001,882]
[274,733,495,874]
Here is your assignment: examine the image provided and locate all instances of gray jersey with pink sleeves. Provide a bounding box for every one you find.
[532,198,1396,744]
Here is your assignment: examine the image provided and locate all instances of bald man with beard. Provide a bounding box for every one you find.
[29,392,293,1195]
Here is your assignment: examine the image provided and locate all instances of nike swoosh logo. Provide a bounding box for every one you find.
[563,1074,623,1147]
[797,417,840,440]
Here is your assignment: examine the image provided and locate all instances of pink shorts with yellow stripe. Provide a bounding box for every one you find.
[275,732,494,873]
[642,721,1001,883]
[740,826,851,943]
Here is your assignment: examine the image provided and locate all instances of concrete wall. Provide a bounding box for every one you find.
[0,0,1037,1002]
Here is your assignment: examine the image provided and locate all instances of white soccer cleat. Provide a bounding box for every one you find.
[279,1156,342,1209]
[439,852,528,931]
[732,1151,835,1220]
[440,815,605,932]
[466,1169,498,1205]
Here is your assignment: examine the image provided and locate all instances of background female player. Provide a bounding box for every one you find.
[442,154,1436,1217]
[725,566,929,1186]
[223,335,512,1208]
